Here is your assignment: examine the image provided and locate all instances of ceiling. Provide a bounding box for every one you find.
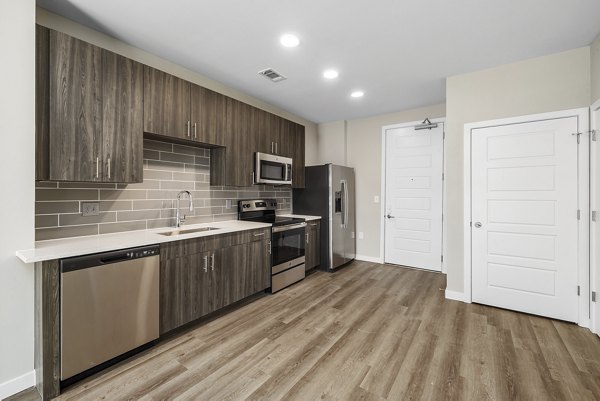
[37,0,600,123]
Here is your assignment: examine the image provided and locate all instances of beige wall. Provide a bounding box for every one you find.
[445,47,591,293]
[317,104,446,259]
[36,8,319,165]
[0,0,35,397]
[316,120,346,165]
[592,33,600,103]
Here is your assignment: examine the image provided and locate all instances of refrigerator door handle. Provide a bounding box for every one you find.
[341,179,348,228]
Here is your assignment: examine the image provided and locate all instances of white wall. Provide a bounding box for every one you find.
[445,47,591,293]
[317,104,446,260]
[592,33,600,103]
[36,8,319,166]
[0,0,36,398]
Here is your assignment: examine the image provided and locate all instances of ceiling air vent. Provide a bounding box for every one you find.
[258,68,287,82]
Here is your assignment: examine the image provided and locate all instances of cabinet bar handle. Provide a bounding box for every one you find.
[310,223,318,226]
[211,253,215,271]
[271,142,274,153]
[186,121,191,137]
[107,158,111,179]
[275,142,278,154]
[95,157,99,179]
[194,122,197,139]
[268,241,272,254]
[306,233,309,244]
[254,232,265,237]
[203,255,208,273]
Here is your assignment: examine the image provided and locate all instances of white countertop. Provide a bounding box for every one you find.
[16,220,272,264]
[280,214,322,222]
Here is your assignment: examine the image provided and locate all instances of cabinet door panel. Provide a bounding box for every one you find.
[191,252,210,320]
[102,51,143,183]
[159,256,193,334]
[306,221,320,270]
[36,25,50,181]
[248,239,270,293]
[49,30,102,181]
[143,66,190,139]
[225,98,254,186]
[191,85,227,146]
[292,123,306,188]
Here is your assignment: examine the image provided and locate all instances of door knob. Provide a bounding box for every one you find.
[474,222,482,228]
[386,214,395,219]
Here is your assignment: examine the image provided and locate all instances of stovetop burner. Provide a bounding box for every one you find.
[238,199,304,226]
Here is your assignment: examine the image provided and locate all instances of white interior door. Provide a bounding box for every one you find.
[592,103,600,335]
[471,117,579,322]
[384,123,443,271]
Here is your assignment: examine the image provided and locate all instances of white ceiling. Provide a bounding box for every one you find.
[37,0,600,123]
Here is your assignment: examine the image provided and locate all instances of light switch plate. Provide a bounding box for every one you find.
[374,195,380,203]
[81,202,99,216]
[358,232,364,239]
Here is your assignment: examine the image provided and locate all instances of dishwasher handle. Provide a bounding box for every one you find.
[100,253,132,264]
[61,245,160,273]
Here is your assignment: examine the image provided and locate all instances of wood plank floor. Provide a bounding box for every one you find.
[50,261,600,401]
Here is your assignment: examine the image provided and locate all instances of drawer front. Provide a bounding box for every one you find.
[161,228,271,259]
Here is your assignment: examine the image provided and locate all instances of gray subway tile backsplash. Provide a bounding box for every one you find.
[34,138,292,241]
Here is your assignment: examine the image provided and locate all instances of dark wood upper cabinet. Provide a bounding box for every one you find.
[37,27,305,187]
[102,51,144,183]
[36,27,144,183]
[190,85,227,146]
[291,122,306,188]
[143,66,191,140]
[48,30,103,182]
[36,25,50,181]
[224,98,254,186]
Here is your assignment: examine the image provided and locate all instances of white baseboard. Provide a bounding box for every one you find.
[0,370,35,400]
[355,254,383,264]
[445,290,470,303]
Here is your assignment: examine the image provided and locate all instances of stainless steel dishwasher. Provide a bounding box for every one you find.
[60,245,160,382]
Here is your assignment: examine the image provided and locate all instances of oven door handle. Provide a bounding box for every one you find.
[272,222,307,233]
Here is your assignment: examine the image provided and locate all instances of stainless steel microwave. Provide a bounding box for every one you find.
[254,152,293,185]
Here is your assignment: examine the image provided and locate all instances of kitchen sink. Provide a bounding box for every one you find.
[158,227,220,236]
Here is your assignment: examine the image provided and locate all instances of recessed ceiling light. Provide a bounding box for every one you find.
[350,90,364,98]
[323,69,339,79]
[280,33,300,48]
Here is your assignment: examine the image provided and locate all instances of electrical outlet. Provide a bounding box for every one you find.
[225,199,232,209]
[81,202,99,216]
[351,231,355,239]
[374,195,380,203]
[359,232,364,239]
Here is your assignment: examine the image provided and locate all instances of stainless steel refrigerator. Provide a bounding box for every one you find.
[293,164,356,270]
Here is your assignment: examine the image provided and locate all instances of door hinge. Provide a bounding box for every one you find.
[592,291,597,302]
[443,131,446,139]
[442,173,445,180]
[441,255,444,263]
[592,130,597,142]
[593,211,597,222]
[577,285,580,296]
[573,132,581,144]
[577,209,581,220]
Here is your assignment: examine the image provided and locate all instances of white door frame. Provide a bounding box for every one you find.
[591,98,600,335]
[381,118,447,272]
[463,108,590,327]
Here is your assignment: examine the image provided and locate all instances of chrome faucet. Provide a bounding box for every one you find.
[175,190,194,228]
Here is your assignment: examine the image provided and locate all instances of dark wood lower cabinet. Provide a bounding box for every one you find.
[159,229,271,334]
[306,221,321,271]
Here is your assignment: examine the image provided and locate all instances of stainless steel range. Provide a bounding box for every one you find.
[238,199,306,292]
